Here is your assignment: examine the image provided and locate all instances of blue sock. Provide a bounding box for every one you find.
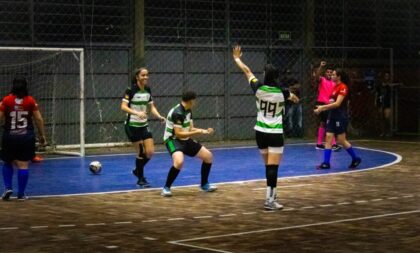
[323,149,332,164]
[17,169,29,197]
[346,146,357,160]
[2,163,13,190]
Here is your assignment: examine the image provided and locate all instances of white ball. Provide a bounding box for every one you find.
[89,161,102,174]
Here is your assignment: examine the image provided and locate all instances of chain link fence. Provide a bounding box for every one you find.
[1,0,419,152]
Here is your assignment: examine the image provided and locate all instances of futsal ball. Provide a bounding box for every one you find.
[89,161,102,174]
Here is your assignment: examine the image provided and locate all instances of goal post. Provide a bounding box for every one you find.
[0,47,85,156]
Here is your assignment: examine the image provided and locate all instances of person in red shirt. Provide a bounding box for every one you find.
[1,78,46,200]
[314,69,361,170]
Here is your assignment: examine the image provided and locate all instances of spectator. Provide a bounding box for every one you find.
[281,69,302,137]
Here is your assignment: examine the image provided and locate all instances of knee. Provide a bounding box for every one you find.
[145,150,154,159]
[173,160,184,169]
[204,151,213,163]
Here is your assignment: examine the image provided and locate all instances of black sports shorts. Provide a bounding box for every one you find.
[125,125,153,142]
[255,130,284,150]
[165,138,202,157]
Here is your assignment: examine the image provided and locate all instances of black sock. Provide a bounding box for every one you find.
[135,158,145,178]
[165,166,180,188]
[266,164,279,188]
[201,162,212,186]
[143,157,150,167]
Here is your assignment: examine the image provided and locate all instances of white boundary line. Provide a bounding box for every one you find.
[355,139,420,145]
[30,145,260,161]
[23,144,402,198]
[168,209,420,253]
[12,141,402,160]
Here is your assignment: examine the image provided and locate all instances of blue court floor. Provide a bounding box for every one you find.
[1,144,401,197]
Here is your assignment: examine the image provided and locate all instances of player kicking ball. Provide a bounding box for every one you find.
[161,91,216,197]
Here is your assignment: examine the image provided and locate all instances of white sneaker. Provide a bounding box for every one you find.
[199,183,217,192]
[161,186,172,197]
[264,200,284,210]
[2,189,13,201]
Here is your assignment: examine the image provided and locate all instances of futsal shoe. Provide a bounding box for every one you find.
[332,144,342,152]
[264,200,284,210]
[315,144,325,150]
[137,177,151,188]
[161,186,172,197]
[199,183,217,192]
[316,163,331,170]
[17,194,28,201]
[2,189,13,201]
[32,155,43,163]
[349,157,362,169]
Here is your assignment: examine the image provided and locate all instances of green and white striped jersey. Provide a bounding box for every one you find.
[249,76,290,134]
[122,85,153,127]
[163,103,192,142]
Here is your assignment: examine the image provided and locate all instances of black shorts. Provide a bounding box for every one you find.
[255,131,284,149]
[165,138,203,157]
[325,118,348,135]
[316,102,329,123]
[125,125,153,142]
[1,133,36,163]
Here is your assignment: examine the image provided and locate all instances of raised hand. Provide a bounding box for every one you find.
[232,45,242,60]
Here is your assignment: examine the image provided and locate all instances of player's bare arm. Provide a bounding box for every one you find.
[314,61,327,83]
[232,45,254,81]
[190,121,214,135]
[149,102,166,123]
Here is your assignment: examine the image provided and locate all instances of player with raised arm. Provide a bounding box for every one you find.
[233,45,299,210]
[314,69,361,170]
[161,91,216,197]
[121,67,166,188]
[314,61,341,151]
[1,78,46,201]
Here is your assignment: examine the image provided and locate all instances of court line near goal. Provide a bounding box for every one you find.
[22,142,347,160]
[167,209,420,253]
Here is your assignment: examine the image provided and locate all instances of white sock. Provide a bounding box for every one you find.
[266,187,277,202]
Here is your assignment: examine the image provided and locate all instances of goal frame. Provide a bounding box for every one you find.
[0,46,85,156]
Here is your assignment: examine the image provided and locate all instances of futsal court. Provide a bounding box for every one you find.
[1,140,420,253]
[1,1,420,252]
[4,143,399,197]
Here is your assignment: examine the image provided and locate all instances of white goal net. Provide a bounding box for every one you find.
[0,47,85,156]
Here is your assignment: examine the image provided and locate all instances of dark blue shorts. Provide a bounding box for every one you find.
[325,118,348,135]
[1,133,36,162]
